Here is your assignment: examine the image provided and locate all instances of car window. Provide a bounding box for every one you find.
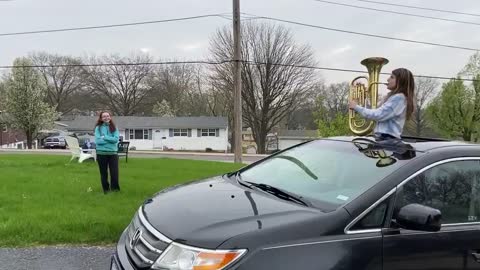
[239,139,420,210]
[350,197,390,231]
[394,160,480,224]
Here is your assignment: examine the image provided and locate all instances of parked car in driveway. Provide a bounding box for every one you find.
[43,135,67,149]
[111,135,480,270]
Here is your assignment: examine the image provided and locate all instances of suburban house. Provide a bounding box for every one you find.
[58,116,229,152]
[276,129,319,150]
[0,127,33,149]
[0,111,34,149]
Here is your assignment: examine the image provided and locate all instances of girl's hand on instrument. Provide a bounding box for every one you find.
[349,100,357,109]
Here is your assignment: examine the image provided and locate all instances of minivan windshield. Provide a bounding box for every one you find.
[239,138,419,211]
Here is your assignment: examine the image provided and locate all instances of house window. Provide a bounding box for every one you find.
[126,129,152,140]
[201,129,219,137]
[134,129,143,139]
[174,129,188,137]
[169,128,192,137]
[143,129,150,140]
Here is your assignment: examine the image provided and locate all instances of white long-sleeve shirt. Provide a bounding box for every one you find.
[353,93,407,138]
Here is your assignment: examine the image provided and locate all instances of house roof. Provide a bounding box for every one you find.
[277,129,319,139]
[58,116,229,131]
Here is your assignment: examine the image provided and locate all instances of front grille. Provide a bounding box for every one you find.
[124,208,171,268]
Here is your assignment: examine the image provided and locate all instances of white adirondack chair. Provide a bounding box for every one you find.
[65,136,96,163]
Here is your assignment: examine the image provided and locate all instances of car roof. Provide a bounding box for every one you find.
[321,135,479,152]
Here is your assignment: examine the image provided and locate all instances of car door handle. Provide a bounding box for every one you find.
[472,252,480,262]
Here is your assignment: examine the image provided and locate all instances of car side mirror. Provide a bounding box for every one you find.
[395,203,442,232]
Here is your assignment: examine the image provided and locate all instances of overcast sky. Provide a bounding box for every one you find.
[0,0,478,85]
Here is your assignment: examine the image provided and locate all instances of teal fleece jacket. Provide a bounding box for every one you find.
[94,123,120,153]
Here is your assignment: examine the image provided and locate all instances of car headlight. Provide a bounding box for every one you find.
[151,242,247,270]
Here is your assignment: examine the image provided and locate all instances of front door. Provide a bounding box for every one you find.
[383,159,480,270]
[153,130,163,149]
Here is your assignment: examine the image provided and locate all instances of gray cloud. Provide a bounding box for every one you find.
[0,0,477,85]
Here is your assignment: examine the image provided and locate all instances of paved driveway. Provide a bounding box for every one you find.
[0,246,115,270]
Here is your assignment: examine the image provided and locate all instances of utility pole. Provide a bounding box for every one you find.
[233,0,242,163]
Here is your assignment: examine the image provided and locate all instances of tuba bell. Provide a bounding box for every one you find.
[348,57,389,136]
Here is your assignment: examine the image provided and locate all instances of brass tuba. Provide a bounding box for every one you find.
[348,57,389,136]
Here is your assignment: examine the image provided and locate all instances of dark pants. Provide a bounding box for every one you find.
[97,154,119,193]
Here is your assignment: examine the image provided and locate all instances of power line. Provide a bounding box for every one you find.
[0,14,230,37]
[351,0,480,18]
[314,0,480,27]
[1,59,477,82]
[0,11,475,53]
[244,14,479,52]
[243,60,478,82]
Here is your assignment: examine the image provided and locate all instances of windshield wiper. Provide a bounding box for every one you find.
[231,172,254,189]
[246,182,310,207]
[273,155,318,180]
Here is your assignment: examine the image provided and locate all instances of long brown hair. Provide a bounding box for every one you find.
[387,68,415,120]
[95,111,117,133]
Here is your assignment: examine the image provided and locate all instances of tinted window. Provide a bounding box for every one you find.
[350,198,390,231]
[239,139,419,209]
[395,160,480,224]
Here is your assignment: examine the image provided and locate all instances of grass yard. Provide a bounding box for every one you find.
[0,154,244,247]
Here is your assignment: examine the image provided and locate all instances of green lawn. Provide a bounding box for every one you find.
[0,154,244,247]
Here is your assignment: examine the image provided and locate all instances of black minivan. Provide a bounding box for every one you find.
[111,136,480,270]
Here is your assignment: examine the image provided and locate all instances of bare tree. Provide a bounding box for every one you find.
[187,67,212,116]
[316,82,349,118]
[204,85,231,118]
[29,52,85,114]
[406,77,439,136]
[280,79,326,130]
[313,82,351,136]
[82,53,153,116]
[209,21,319,153]
[146,63,209,116]
[179,66,211,116]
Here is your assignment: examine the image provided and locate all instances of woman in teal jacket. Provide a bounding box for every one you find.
[95,111,120,194]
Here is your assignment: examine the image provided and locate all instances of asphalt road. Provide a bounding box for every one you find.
[0,246,115,270]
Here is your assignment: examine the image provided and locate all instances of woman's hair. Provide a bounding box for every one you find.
[96,111,117,133]
[387,68,415,120]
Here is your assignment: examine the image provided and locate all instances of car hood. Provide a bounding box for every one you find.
[142,176,324,249]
